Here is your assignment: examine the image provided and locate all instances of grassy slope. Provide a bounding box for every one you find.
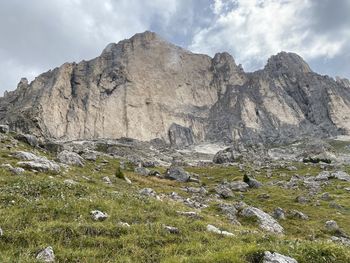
[0,137,349,262]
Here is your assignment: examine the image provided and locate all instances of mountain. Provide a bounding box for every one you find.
[1,31,350,146]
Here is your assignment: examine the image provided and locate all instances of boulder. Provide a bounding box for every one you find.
[263,251,298,263]
[213,147,236,164]
[13,151,60,173]
[57,150,84,166]
[228,181,249,192]
[288,210,309,220]
[134,166,151,176]
[215,184,234,198]
[168,123,194,147]
[15,134,38,147]
[165,167,190,182]
[241,206,284,234]
[164,225,180,234]
[325,220,339,231]
[36,246,55,262]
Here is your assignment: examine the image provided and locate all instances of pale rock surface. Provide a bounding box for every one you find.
[241,206,284,234]
[36,246,55,262]
[2,32,350,145]
[263,251,298,263]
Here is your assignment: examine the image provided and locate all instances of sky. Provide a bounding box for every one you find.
[0,0,349,94]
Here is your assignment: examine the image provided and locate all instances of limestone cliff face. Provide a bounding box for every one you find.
[1,32,350,145]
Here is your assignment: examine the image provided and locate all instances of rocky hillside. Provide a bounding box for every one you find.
[0,128,350,262]
[1,31,350,146]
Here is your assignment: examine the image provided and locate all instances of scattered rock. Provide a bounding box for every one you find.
[102,176,112,185]
[272,207,286,220]
[10,167,25,175]
[0,227,3,236]
[165,167,190,182]
[176,211,201,219]
[332,171,350,182]
[82,151,98,161]
[295,195,309,204]
[64,179,78,185]
[164,225,180,234]
[117,222,131,227]
[288,210,309,220]
[15,134,38,147]
[206,224,234,236]
[241,206,284,234]
[0,124,9,134]
[219,203,240,225]
[258,193,270,199]
[228,181,249,192]
[36,246,55,262]
[139,188,157,197]
[90,210,108,221]
[14,151,60,173]
[263,251,298,263]
[320,192,331,201]
[213,147,237,164]
[57,150,84,167]
[331,236,350,246]
[134,166,151,176]
[325,220,339,231]
[215,184,234,198]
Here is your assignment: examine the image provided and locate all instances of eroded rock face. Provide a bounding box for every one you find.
[1,31,350,145]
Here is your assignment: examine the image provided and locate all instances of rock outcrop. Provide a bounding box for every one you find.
[1,31,350,146]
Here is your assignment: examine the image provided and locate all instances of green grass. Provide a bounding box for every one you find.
[0,135,349,262]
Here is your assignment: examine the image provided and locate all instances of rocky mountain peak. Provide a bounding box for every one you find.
[265,51,312,75]
[101,31,170,56]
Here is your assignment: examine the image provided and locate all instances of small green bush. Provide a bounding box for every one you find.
[115,166,125,180]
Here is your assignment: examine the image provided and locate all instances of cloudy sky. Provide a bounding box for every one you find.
[0,0,349,94]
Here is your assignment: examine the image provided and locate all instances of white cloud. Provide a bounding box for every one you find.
[190,0,349,71]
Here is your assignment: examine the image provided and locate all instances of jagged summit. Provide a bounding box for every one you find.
[1,32,350,146]
[265,51,312,74]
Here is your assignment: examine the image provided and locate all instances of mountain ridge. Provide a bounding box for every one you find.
[1,31,350,146]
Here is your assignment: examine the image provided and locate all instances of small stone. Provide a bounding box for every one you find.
[295,195,309,204]
[215,184,234,198]
[176,211,201,218]
[320,192,331,201]
[102,176,112,185]
[206,224,234,236]
[288,210,309,220]
[272,207,286,220]
[0,227,3,236]
[325,220,339,231]
[117,222,131,227]
[139,188,157,197]
[36,246,55,262]
[64,179,78,185]
[258,193,270,199]
[90,210,108,221]
[164,225,180,234]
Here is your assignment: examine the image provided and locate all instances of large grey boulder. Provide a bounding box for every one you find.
[165,167,190,182]
[228,181,249,192]
[13,151,60,173]
[57,150,84,167]
[213,147,237,164]
[241,206,284,234]
[168,123,194,147]
[36,246,55,262]
[263,251,298,263]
